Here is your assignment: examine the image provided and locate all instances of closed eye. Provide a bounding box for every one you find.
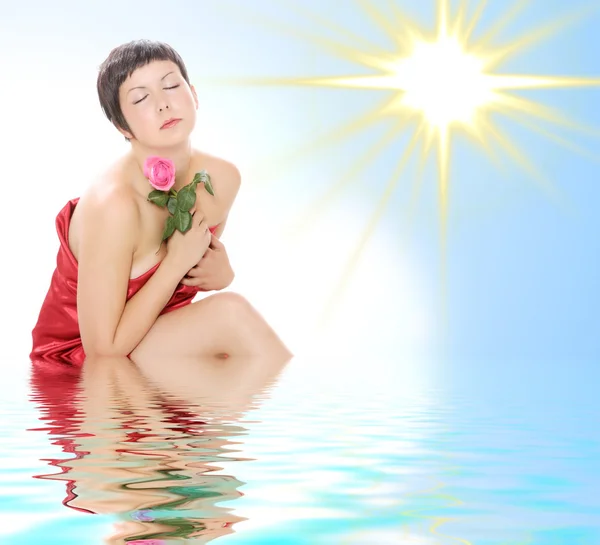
[133,85,180,105]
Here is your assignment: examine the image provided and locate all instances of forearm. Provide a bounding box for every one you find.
[109,260,183,356]
[181,245,235,291]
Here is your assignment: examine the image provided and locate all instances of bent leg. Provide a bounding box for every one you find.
[129,292,292,362]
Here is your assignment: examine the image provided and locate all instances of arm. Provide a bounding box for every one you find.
[180,163,240,290]
[77,190,183,358]
[207,159,241,240]
[180,232,234,290]
[212,214,229,239]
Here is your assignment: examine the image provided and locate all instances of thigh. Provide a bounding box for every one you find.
[134,353,290,419]
[129,291,288,362]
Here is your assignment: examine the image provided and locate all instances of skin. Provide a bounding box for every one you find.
[69,59,292,361]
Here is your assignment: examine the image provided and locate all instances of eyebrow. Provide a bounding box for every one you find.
[127,71,175,95]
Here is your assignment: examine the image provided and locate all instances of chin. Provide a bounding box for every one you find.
[164,121,194,141]
[150,132,192,149]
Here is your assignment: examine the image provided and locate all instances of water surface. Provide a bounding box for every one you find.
[0,354,598,544]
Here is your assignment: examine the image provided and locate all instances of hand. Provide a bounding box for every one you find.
[180,233,234,291]
[164,209,212,276]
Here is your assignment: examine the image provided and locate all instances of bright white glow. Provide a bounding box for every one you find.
[226,197,434,394]
[3,54,434,395]
[394,37,495,128]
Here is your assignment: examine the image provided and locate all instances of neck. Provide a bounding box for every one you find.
[128,139,194,192]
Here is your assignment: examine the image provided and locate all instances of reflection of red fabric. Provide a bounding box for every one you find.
[28,361,93,514]
[28,361,210,516]
[30,197,218,366]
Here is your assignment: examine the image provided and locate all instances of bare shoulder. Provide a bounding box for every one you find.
[78,160,139,218]
[194,150,241,204]
[70,161,140,259]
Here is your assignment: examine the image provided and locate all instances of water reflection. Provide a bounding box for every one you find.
[28,351,290,543]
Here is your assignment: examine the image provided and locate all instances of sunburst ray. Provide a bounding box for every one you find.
[285,116,413,238]
[281,0,392,55]
[501,107,600,167]
[253,93,406,187]
[318,125,424,328]
[480,3,598,66]
[462,0,488,43]
[214,0,600,330]
[470,0,531,53]
[356,0,415,52]
[386,0,429,45]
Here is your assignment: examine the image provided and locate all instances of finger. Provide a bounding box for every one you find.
[180,276,204,287]
[184,268,203,278]
[191,205,205,218]
[210,233,224,249]
[188,256,210,272]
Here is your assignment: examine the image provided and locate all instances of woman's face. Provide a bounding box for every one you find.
[118,59,198,146]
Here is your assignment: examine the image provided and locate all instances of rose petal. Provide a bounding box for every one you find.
[144,156,176,191]
[143,155,161,179]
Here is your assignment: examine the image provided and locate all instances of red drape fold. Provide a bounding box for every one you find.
[30,197,216,366]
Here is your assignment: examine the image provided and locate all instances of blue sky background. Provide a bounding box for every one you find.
[0,0,598,396]
[0,2,598,543]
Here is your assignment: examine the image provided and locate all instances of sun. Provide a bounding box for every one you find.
[393,35,493,128]
[213,0,600,323]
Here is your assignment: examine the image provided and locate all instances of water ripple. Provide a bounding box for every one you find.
[0,355,597,543]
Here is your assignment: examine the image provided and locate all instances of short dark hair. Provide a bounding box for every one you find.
[97,39,191,141]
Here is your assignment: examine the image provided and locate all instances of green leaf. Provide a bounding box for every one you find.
[177,184,196,212]
[167,196,178,215]
[193,169,209,182]
[173,208,192,233]
[204,177,215,196]
[161,215,175,241]
[148,189,169,207]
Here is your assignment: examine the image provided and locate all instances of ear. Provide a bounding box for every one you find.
[191,84,199,110]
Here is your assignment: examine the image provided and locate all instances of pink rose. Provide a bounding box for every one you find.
[143,156,176,191]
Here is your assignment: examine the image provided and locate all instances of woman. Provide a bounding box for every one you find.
[30,39,291,366]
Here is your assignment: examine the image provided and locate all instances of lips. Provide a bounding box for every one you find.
[161,118,182,129]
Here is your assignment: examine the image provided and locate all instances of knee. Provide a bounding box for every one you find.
[210,291,254,315]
